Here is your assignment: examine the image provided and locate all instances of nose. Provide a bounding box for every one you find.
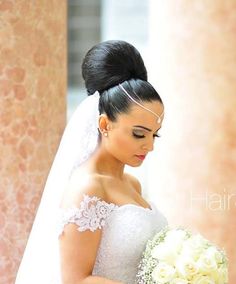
[142,138,154,152]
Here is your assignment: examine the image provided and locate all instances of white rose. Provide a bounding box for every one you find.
[165,229,188,247]
[176,256,199,279]
[166,229,188,240]
[209,264,228,283]
[192,275,215,284]
[219,266,228,283]
[205,246,224,265]
[187,234,208,247]
[197,252,217,274]
[151,243,179,265]
[152,262,176,283]
[181,245,202,262]
[181,235,206,261]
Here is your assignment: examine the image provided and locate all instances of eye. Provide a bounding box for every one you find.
[132,130,161,139]
[132,130,145,139]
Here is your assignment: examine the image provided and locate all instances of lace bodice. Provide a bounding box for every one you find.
[58,195,168,284]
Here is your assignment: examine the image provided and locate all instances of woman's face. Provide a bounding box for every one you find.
[102,100,164,167]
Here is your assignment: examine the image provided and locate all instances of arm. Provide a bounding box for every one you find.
[59,226,122,284]
[59,180,123,284]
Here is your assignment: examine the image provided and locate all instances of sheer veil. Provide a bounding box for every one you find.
[15,92,100,284]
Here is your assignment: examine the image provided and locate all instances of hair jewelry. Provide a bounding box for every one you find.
[119,84,164,123]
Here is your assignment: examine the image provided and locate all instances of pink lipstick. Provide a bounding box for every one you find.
[135,155,146,161]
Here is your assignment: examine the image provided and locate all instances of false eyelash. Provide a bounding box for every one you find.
[133,133,161,139]
[133,133,145,139]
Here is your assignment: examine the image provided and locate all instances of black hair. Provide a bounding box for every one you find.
[82,40,163,121]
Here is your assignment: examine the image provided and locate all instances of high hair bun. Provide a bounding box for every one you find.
[82,40,147,95]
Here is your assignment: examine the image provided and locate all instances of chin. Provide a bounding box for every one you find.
[126,160,143,168]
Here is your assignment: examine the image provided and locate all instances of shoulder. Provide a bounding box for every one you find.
[59,169,117,235]
[125,173,142,195]
[61,168,106,208]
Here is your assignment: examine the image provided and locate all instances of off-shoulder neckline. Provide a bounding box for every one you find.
[60,194,154,212]
[85,194,154,212]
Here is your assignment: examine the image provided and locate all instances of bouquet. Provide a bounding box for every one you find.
[136,227,228,284]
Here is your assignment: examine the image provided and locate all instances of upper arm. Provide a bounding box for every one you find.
[59,220,102,283]
[59,178,107,283]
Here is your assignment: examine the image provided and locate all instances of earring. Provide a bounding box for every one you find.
[103,132,108,137]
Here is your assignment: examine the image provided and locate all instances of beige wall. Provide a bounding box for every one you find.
[148,1,236,282]
[0,2,67,284]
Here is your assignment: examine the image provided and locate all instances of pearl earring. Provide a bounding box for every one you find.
[104,132,108,137]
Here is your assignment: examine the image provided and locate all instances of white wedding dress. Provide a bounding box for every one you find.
[54,194,168,284]
[15,93,168,284]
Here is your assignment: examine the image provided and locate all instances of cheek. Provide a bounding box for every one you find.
[112,133,137,153]
[115,134,129,146]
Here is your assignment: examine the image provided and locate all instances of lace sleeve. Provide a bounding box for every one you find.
[58,194,118,236]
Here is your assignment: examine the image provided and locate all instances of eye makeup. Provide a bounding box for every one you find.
[132,129,161,139]
[132,131,145,139]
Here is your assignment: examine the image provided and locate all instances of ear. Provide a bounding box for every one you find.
[98,114,111,133]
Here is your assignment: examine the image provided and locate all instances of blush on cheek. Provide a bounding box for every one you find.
[113,134,137,160]
[115,134,132,149]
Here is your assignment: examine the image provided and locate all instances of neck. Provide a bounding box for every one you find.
[87,146,125,179]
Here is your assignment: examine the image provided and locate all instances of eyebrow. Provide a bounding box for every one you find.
[133,125,161,133]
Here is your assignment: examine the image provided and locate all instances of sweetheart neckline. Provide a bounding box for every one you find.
[115,202,153,212]
[60,194,155,213]
[87,194,154,212]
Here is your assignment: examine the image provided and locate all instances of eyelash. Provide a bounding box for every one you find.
[133,133,161,139]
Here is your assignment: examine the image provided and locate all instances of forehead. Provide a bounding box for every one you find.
[116,100,164,127]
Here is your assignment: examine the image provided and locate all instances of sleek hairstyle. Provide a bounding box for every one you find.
[82,40,163,121]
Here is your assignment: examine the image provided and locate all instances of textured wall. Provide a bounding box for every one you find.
[148,1,236,282]
[0,1,67,284]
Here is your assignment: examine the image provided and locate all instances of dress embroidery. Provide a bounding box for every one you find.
[58,194,118,235]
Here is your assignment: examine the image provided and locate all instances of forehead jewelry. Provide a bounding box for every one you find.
[119,84,164,124]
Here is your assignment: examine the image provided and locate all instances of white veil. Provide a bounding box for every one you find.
[15,92,100,284]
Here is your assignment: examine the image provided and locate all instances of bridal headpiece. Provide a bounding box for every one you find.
[119,84,164,124]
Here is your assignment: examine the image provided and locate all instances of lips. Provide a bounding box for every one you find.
[135,155,146,161]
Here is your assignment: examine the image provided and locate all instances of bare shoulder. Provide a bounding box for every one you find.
[125,173,142,195]
[59,169,107,283]
[61,168,106,208]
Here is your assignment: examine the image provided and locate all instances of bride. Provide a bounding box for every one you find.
[15,40,168,284]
